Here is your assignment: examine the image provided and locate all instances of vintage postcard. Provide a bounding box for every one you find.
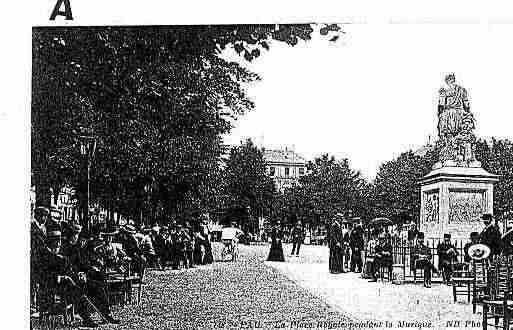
[9,1,513,329]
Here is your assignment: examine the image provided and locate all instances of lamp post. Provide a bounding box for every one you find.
[78,128,97,234]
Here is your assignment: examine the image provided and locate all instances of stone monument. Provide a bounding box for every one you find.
[419,74,498,240]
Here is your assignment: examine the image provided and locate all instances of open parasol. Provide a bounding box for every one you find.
[369,217,393,227]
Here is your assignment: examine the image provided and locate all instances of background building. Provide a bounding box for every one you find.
[263,147,307,191]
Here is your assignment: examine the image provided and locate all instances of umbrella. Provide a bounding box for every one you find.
[369,217,393,227]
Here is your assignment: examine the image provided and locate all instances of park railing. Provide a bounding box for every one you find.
[365,237,468,282]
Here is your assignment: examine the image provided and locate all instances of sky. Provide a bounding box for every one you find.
[223,23,513,180]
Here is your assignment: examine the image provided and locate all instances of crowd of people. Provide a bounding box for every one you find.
[326,212,513,288]
[30,206,215,328]
[31,202,513,327]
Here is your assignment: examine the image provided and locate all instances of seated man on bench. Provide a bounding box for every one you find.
[437,233,458,284]
[369,234,393,282]
[411,232,438,288]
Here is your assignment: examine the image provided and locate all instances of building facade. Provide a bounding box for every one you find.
[263,148,307,191]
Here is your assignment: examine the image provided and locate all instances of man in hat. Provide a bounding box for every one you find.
[407,221,419,244]
[31,206,50,314]
[411,232,437,288]
[60,224,120,324]
[159,226,171,268]
[349,220,365,273]
[175,223,193,269]
[328,216,345,274]
[150,226,165,270]
[94,228,130,274]
[61,223,88,271]
[464,232,480,262]
[368,234,393,282]
[437,233,459,284]
[290,220,305,257]
[479,213,502,257]
[182,222,195,268]
[36,230,101,328]
[139,227,156,267]
[118,224,145,272]
[167,223,182,269]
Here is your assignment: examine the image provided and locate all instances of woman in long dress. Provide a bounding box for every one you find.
[329,217,344,273]
[200,220,214,264]
[267,221,285,262]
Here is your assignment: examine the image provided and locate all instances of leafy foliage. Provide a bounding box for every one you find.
[219,139,275,225]
[32,25,336,224]
[371,149,437,224]
[475,138,513,217]
[273,154,371,228]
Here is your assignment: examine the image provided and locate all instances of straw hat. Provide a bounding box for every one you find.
[468,244,491,261]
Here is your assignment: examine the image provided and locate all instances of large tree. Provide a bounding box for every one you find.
[220,139,275,227]
[274,154,371,229]
[32,25,342,224]
[475,138,513,218]
[372,148,438,224]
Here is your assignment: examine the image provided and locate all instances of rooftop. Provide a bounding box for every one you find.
[263,148,307,165]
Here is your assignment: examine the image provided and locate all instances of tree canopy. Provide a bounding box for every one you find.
[32,24,341,226]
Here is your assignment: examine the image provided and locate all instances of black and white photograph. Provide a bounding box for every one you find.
[7,3,513,330]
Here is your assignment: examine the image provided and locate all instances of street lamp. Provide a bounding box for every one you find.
[78,128,97,234]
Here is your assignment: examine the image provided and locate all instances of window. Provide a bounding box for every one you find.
[299,167,305,175]
[285,167,290,177]
[269,167,275,176]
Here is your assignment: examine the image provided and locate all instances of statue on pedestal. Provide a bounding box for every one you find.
[435,73,480,168]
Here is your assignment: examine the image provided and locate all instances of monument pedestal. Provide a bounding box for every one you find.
[419,166,498,240]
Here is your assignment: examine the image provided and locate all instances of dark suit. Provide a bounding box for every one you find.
[436,241,458,282]
[370,242,393,279]
[349,227,365,272]
[118,234,145,272]
[35,247,92,321]
[290,226,304,255]
[328,221,344,273]
[480,224,502,256]
[411,243,437,284]
[61,239,111,316]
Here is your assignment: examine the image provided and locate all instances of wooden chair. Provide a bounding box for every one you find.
[412,258,426,284]
[379,260,393,282]
[482,256,513,330]
[472,259,489,313]
[452,262,472,303]
[36,281,75,327]
[127,259,147,304]
[104,262,130,307]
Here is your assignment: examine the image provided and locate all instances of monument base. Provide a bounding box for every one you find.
[419,166,498,240]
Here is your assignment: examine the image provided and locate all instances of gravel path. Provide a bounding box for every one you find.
[33,243,353,329]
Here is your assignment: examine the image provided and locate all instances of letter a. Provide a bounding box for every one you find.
[50,0,73,20]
